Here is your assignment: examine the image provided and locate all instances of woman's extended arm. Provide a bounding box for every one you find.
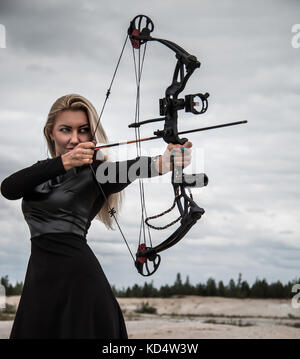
[92,141,192,196]
[92,156,161,196]
[0,156,66,200]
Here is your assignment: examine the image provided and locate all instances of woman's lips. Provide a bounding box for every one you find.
[66,148,74,152]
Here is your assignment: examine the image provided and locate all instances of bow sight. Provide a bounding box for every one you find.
[184,93,210,114]
[160,92,209,117]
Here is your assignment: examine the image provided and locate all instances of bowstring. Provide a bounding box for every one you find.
[93,35,129,138]
[89,34,136,263]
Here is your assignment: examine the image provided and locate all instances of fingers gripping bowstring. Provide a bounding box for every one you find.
[88,34,136,263]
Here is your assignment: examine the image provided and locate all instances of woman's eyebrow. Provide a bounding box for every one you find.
[58,124,90,128]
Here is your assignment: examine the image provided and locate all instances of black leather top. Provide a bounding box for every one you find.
[21,165,103,238]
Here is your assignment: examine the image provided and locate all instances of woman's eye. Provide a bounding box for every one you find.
[80,127,90,133]
[59,127,90,133]
[60,128,70,133]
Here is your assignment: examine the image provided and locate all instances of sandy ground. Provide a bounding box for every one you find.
[1,295,300,339]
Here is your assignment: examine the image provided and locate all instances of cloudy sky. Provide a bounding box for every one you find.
[0,0,299,291]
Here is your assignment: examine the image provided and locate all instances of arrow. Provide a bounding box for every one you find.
[94,120,248,150]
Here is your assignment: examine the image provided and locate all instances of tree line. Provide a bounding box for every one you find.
[0,275,23,296]
[112,273,299,299]
[1,273,299,299]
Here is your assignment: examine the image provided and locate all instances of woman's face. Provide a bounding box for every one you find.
[50,110,92,156]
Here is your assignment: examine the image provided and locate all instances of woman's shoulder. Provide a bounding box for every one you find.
[1,156,66,200]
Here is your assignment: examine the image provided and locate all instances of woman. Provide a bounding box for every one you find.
[0,94,191,339]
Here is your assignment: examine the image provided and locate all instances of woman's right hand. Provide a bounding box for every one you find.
[61,142,95,171]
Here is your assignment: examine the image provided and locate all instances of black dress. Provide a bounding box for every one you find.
[0,155,157,339]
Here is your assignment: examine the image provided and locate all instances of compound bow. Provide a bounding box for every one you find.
[89,14,247,276]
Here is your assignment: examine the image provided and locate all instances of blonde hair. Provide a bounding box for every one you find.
[43,94,122,229]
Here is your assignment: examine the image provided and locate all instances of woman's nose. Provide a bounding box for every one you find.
[70,130,80,144]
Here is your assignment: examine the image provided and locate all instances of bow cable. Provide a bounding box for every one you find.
[131,42,154,254]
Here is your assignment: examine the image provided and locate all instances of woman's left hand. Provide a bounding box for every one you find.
[156,141,192,174]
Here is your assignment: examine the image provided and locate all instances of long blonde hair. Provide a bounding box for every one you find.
[43,93,122,229]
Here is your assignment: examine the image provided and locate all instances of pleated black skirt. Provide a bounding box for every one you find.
[9,233,128,339]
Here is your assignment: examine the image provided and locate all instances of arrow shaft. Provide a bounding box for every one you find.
[94,120,247,150]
